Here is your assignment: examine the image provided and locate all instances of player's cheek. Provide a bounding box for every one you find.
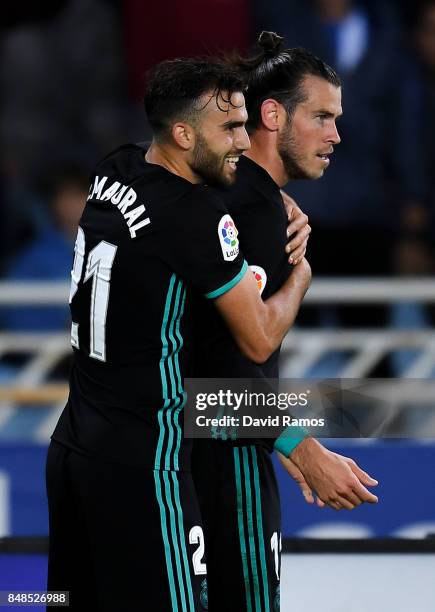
[223,135,233,150]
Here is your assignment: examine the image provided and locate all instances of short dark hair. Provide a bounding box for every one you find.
[230,31,341,132]
[144,58,245,140]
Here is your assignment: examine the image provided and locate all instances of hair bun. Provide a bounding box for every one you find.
[258,31,285,56]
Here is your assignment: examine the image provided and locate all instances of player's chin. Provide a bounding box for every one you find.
[308,165,325,180]
[220,168,237,186]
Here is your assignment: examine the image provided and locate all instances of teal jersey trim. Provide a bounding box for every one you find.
[171,471,196,610]
[156,274,186,471]
[172,287,187,471]
[156,274,177,470]
[251,447,271,611]
[153,470,179,611]
[173,393,187,471]
[233,447,253,612]
[205,259,248,299]
[164,279,184,470]
[154,275,183,610]
[273,425,309,457]
[158,274,176,404]
[242,447,262,612]
[162,471,188,612]
[154,275,195,611]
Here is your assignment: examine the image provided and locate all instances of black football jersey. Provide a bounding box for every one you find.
[191,155,293,450]
[193,154,291,378]
[52,143,247,470]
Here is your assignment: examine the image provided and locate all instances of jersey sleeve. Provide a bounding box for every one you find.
[166,187,248,298]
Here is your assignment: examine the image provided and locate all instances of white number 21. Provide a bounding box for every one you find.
[69,227,117,362]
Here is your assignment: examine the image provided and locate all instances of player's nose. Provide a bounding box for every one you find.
[327,122,341,145]
[235,127,251,152]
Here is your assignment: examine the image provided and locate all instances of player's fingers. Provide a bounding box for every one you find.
[335,496,357,510]
[352,480,379,504]
[326,499,342,511]
[298,488,315,504]
[286,215,310,240]
[300,483,315,504]
[334,453,379,488]
[290,250,307,266]
[286,232,304,251]
[280,457,314,503]
[349,462,379,487]
[288,203,304,219]
[288,245,307,265]
[280,190,298,216]
[316,497,326,508]
[338,490,362,508]
[286,226,311,254]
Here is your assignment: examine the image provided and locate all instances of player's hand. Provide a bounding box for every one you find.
[277,452,325,507]
[289,438,379,511]
[280,190,311,265]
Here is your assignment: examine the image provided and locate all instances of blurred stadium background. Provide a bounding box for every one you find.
[1,1,435,610]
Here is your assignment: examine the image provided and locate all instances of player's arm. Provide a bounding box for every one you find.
[216,255,379,510]
[170,189,309,364]
[214,257,311,364]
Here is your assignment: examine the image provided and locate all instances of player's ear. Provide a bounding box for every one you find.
[261,99,280,132]
[172,122,195,151]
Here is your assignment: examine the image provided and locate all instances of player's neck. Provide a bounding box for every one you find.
[145,141,201,184]
[243,133,288,188]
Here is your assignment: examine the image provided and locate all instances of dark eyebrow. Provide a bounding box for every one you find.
[220,120,246,129]
[315,110,343,119]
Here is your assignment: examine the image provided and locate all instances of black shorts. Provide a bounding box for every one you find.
[192,440,281,612]
[46,441,208,611]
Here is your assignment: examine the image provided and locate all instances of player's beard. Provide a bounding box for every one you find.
[191,132,234,187]
[278,121,317,180]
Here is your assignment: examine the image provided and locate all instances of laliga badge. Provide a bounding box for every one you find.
[218,214,240,261]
